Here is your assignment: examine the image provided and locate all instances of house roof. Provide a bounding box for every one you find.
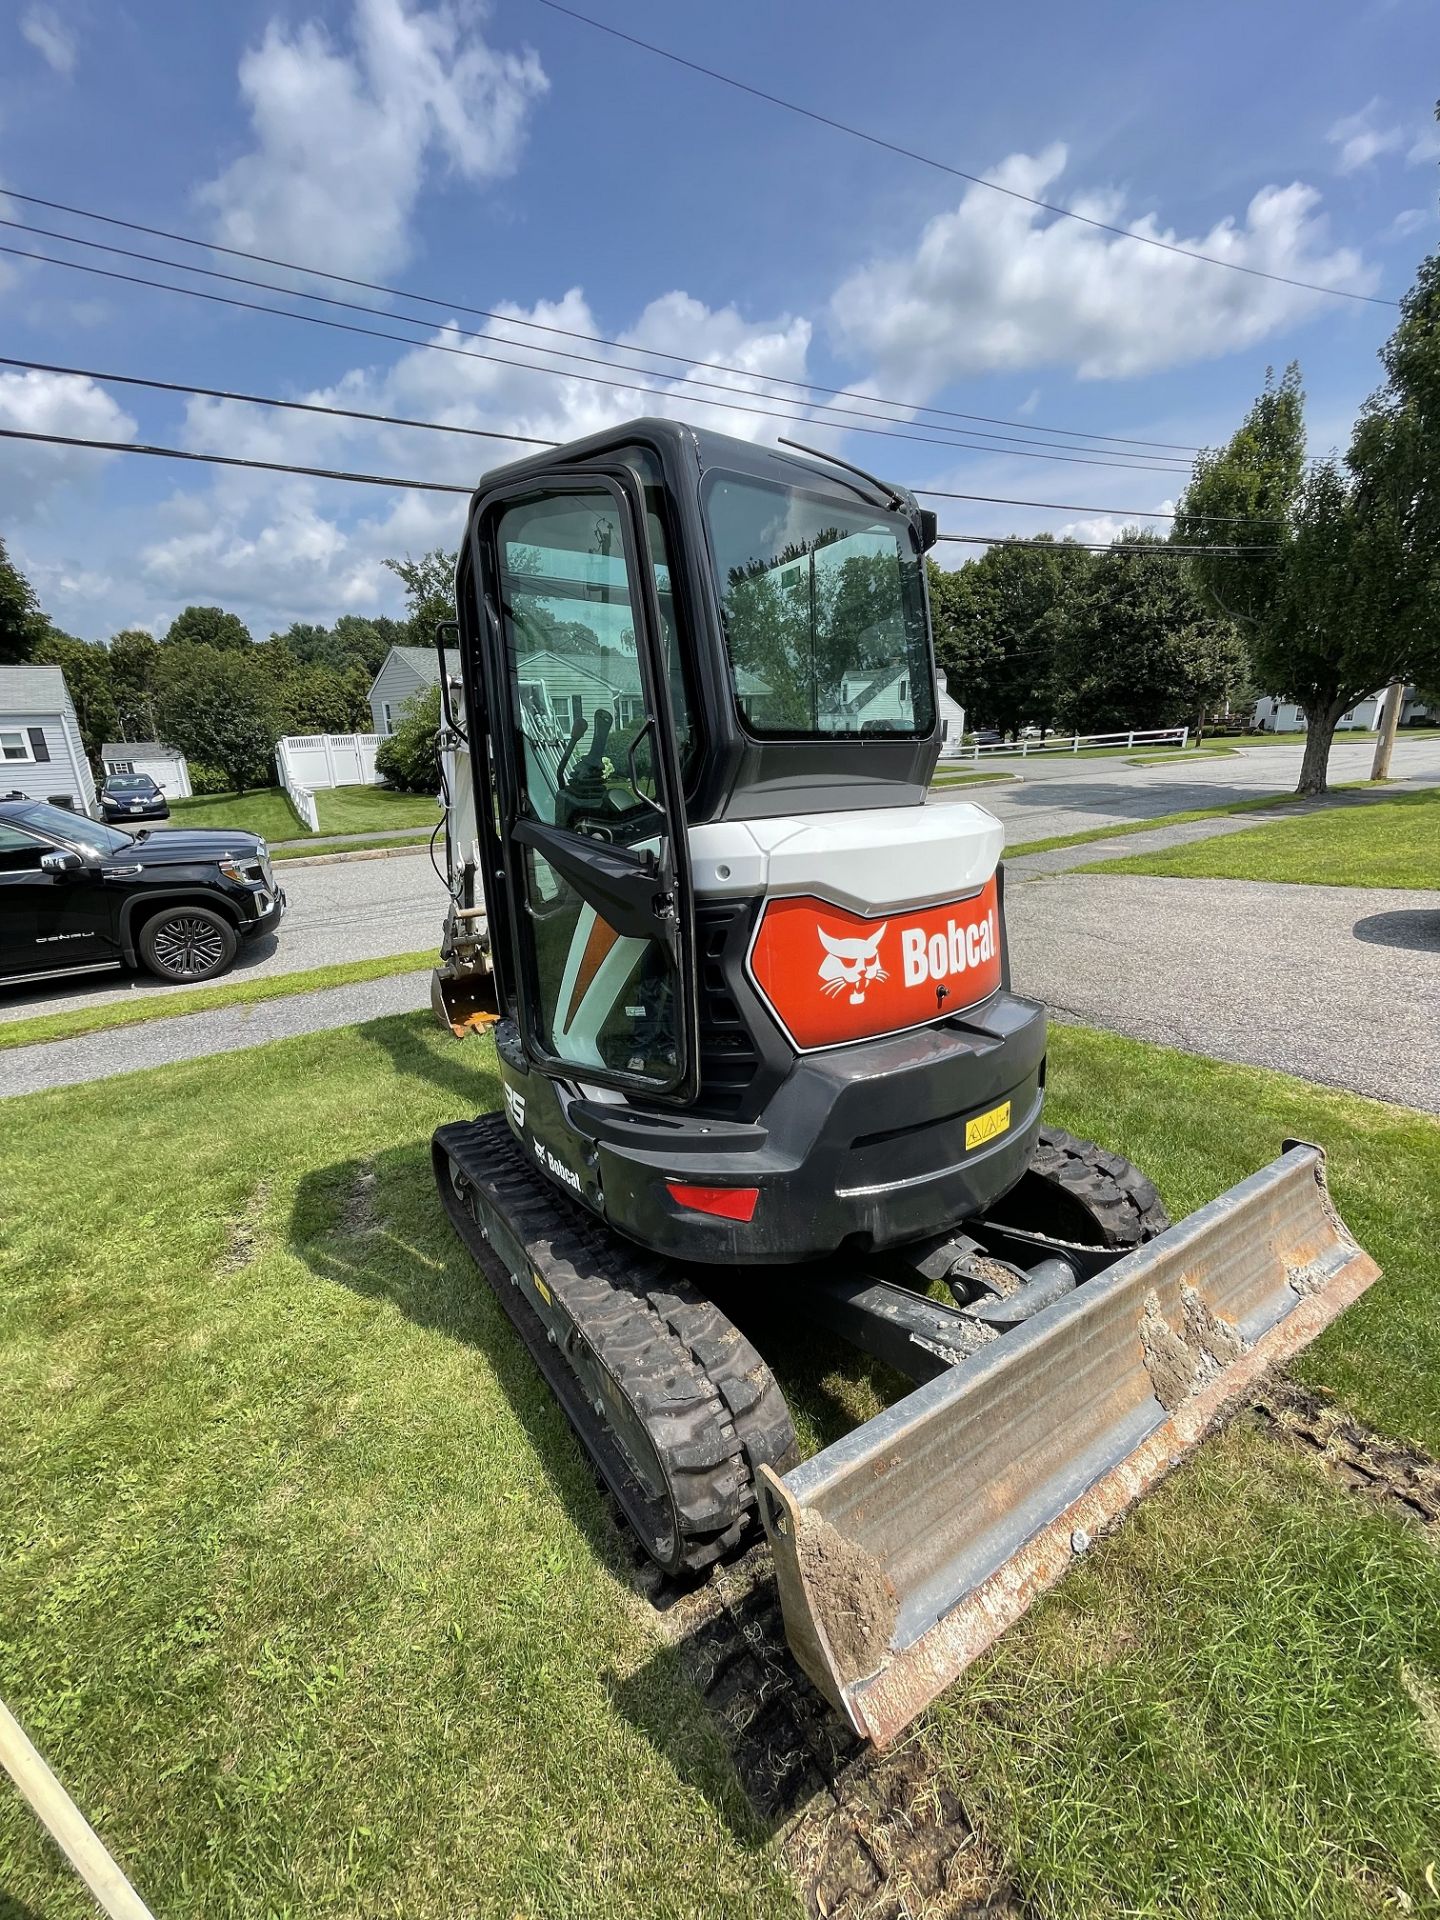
[100,741,184,760]
[0,664,74,713]
[374,645,462,689]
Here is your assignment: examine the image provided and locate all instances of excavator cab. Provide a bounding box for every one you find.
[431,420,1380,1744]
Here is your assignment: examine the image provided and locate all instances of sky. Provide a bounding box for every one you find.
[0,0,1436,643]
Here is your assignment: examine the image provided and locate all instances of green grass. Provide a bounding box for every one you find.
[165,786,439,841]
[1075,786,1440,890]
[167,788,309,839]
[928,769,1017,788]
[1126,745,1238,765]
[312,786,440,835]
[1006,791,1305,859]
[1,1018,1438,1918]
[0,951,434,1051]
[272,831,431,862]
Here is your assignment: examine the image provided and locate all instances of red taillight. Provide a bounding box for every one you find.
[664,1182,760,1224]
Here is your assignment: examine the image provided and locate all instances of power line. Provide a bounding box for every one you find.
[537,0,1396,311]
[0,226,1194,473]
[0,424,1269,554]
[935,533,1268,554]
[0,242,1199,476]
[915,484,1277,526]
[2,354,1282,525]
[0,186,1204,455]
[0,355,558,451]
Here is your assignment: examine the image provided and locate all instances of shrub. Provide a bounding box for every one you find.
[375,686,441,794]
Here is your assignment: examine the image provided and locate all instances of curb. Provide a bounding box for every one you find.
[277,843,431,869]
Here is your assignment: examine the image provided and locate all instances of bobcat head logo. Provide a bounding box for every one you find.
[817,923,889,1006]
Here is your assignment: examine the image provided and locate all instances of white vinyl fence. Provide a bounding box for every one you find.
[279,732,383,788]
[956,726,1189,760]
[275,738,319,833]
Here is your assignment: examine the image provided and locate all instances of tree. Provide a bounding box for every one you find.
[384,549,456,646]
[163,605,254,652]
[0,537,46,665]
[375,686,441,793]
[929,539,1090,736]
[1177,361,1410,795]
[1048,535,1247,737]
[108,629,161,740]
[154,647,279,792]
[30,631,118,764]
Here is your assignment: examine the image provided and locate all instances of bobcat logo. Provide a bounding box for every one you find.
[817,923,889,1006]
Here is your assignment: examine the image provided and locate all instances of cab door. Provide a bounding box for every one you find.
[472,471,698,1100]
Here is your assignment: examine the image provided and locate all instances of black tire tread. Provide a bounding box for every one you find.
[435,1114,796,1576]
[1028,1124,1171,1247]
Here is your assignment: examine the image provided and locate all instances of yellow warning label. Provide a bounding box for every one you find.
[532,1270,552,1306]
[965,1101,1012,1151]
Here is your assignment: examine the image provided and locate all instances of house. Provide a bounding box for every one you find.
[368,646,461,735]
[0,664,97,814]
[935,670,968,758]
[1252,685,1433,733]
[100,741,193,798]
[824,665,967,754]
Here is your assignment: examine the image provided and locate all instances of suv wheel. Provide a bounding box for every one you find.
[139,906,238,983]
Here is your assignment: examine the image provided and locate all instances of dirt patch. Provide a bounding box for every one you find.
[336,1162,381,1238]
[1254,1379,1440,1532]
[1400,1665,1440,1764]
[1182,1285,1245,1365]
[221,1180,270,1273]
[795,1510,898,1687]
[1139,1292,1199,1411]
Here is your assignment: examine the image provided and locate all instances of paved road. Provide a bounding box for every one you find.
[937,736,1440,845]
[0,970,431,1097]
[1007,867,1440,1112]
[0,849,446,1025]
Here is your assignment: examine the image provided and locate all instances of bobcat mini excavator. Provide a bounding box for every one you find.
[429,419,1379,1746]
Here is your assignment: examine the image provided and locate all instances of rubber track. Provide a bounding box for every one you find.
[436,1113,796,1574]
[1030,1124,1172,1246]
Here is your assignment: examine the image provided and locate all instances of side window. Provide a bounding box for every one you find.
[0,824,46,873]
[496,491,666,841]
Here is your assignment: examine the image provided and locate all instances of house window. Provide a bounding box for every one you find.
[108,759,134,774]
[382,702,394,735]
[1,729,34,762]
[899,679,908,704]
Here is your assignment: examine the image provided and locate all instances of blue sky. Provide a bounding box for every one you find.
[1,0,1436,641]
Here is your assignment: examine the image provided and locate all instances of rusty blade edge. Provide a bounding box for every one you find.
[848,1245,1380,1747]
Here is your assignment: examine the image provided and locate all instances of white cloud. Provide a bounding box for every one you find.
[19,4,76,75]
[129,287,812,633]
[1327,101,1404,174]
[0,370,137,521]
[1385,207,1431,241]
[829,145,1375,390]
[197,0,548,278]
[1016,388,1041,418]
[1408,123,1440,167]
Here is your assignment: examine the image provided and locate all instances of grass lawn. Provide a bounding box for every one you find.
[167,789,310,840]
[1,1018,1438,1917]
[1006,791,1305,859]
[1125,745,1238,765]
[1075,786,1440,891]
[928,769,1017,788]
[0,951,434,1052]
[166,786,439,841]
[312,786,440,835]
[272,832,431,863]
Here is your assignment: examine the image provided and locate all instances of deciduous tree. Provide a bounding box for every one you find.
[163,605,254,652]
[154,647,278,793]
[0,537,46,665]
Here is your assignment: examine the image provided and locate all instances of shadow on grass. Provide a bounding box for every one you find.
[1352,907,1440,953]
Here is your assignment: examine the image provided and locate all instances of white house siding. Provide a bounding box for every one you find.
[368,647,461,734]
[0,667,95,811]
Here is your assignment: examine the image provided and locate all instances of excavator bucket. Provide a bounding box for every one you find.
[430,963,500,1038]
[757,1143,1379,1747]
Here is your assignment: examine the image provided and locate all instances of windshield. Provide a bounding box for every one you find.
[10,802,133,854]
[703,470,934,740]
[105,774,155,792]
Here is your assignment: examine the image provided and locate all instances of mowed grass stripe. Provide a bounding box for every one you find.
[1075,786,1440,890]
[0,950,434,1052]
[1,1016,1437,1917]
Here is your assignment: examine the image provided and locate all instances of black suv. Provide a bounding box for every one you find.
[0,798,285,987]
[100,772,170,822]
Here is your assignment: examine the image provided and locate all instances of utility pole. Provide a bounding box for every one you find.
[1370,680,1405,782]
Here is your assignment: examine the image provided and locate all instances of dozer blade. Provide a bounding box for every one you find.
[757,1142,1379,1747]
[431,965,499,1038]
